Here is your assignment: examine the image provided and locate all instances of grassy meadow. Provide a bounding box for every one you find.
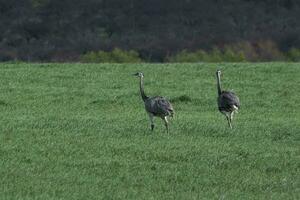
[0,62,299,199]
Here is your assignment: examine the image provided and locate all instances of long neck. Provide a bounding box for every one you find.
[139,76,148,101]
[216,73,222,95]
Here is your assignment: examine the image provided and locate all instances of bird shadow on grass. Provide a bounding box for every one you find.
[170,95,192,103]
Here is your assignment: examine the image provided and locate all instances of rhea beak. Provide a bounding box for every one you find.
[132,73,139,76]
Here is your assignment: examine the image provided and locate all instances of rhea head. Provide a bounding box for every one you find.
[133,72,144,78]
[216,69,222,76]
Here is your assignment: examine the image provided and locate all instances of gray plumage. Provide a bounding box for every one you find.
[134,72,174,133]
[216,70,240,128]
[144,96,174,117]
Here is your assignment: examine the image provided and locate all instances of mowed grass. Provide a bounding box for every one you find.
[0,62,299,199]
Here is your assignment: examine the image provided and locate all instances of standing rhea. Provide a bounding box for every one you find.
[133,72,174,133]
[216,70,240,128]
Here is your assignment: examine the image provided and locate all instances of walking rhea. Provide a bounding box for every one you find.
[216,70,240,128]
[133,72,174,133]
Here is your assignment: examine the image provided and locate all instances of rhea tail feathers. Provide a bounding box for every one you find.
[233,105,239,113]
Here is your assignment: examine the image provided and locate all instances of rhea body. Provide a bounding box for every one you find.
[134,72,174,133]
[216,70,240,128]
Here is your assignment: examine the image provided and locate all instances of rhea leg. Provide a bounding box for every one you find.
[230,112,234,123]
[222,111,232,129]
[148,113,154,131]
[163,116,169,133]
[226,115,232,129]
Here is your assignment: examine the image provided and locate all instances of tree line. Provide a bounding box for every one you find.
[1,0,300,62]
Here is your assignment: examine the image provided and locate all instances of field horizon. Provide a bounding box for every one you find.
[0,62,299,199]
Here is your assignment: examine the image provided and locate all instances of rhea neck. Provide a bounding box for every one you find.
[139,76,148,101]
[216,73,222,95]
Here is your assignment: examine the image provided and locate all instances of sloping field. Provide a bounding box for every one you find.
[0,63,299,199]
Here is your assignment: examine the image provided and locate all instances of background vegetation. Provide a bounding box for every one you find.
[1,0,300,62]
[0,63,299,199]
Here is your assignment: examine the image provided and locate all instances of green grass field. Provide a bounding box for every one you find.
[0,63,299,199]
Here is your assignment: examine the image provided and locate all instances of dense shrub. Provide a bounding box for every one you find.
[80,45,300,63]
[286,48,300,62]
[111,48,142,63]
[224,42,259,61]
[166,47,246,62]
[222,41,285,62]
[81,48,142,63]
[165,50,206,62]
[223,47,246,62]
[255,40,285,61]
[166,40,300,63]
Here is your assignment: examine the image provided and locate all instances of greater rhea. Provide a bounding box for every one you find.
[216,70,240,128]
[134,72,174,133]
